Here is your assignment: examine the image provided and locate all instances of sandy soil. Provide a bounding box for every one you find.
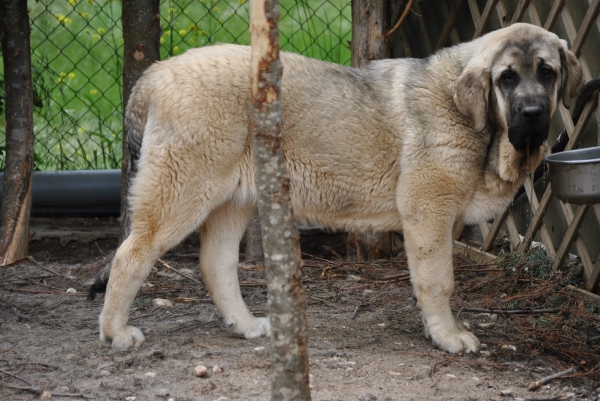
[1,221,599,400]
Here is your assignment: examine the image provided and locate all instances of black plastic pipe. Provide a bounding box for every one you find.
[0,169,121,216]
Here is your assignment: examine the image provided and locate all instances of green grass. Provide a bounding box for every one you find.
[0,0,351,171]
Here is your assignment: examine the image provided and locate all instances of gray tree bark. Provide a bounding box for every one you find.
[348,0,392,261]
[249,0,311,399]
[0,0,34,266]
[120,0,161,243]
[245,209,264,265]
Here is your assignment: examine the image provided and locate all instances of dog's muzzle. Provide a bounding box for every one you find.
[508,96,550,154]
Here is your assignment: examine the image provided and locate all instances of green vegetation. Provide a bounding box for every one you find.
[0,0,351,171]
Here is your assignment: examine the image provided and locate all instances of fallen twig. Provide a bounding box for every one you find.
[350,303,362,319]
[0,368,34,387]
[527,367,575,391]
[456,307,560,318]
[27,256,84,287]
[0,382,95,399]
[429,359,440,388]
[157,259,203,286]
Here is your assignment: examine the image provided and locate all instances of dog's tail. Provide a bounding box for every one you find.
[87,251,116,301]
[125,77,152,175]
[88,77,153,301]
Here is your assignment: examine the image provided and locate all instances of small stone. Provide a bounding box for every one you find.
[40,391,53,400]
[155,388,170,397]
[462,321,471,329]
[500,389,512,396]
[100,370,110,376]
[152,298,173,308]
[446,374,456,378]
[65,288,77,294]
[213,397,229,401]
[253,346,265,352]
[125,398,136,401]
[472,377,479,381]
[501,344,517,351]
[212,365,223,373]
[194,365,208,377]
[479,322,495,329]
[566,393,575,397]
[480,343,488,349]
[480,351,492,357]
[489,314,498,321]
[377,323,386,328]
[144,372,157,378]
[347,274,362,281]
[389,371,402,377]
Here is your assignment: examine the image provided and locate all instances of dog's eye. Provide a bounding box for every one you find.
[539,65,554,79]
[499,70,517,85]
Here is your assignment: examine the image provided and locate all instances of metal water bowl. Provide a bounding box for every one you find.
[545,146,600,205]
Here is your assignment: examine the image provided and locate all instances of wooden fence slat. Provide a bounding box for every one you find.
[511,0,532,24]
[523,176,556,257]
[589,254,600,292]
[473,0,499,38]
[496,0,508,27]
[435,0,465,50]
[482,209,508,251]
[517,185,553,252]
[543,0,565,30]
[572,0,600,56]
[527,1,542,26]
[551,204,590,271]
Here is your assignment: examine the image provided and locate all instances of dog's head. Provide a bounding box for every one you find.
[453,23,583,180]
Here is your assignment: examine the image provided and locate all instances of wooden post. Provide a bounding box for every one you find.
[245,209,264,265]
[352,0,389,67]
[0,0,34,266]
[250,0,311,399]
[348,0,391,260]
[120,0,161,242]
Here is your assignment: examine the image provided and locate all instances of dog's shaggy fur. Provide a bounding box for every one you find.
[91,23,583,353]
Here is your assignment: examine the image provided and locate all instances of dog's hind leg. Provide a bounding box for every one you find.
[98,148,220,350]
[199,201,270,339]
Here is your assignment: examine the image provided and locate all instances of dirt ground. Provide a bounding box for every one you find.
[1,218,600,401]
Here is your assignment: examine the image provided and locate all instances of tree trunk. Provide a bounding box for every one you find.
[0,0,34,266]
[245,209,264,265]
[351,0,390,67]
[120,0,161,243]
[348,0,392,261]
[250,0,311,399]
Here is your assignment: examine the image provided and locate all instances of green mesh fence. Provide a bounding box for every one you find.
[0,0,352,171]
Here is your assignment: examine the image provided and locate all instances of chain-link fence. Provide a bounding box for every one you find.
[0,0,352,171]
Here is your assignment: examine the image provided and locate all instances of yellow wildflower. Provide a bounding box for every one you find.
[164,30,171,36]
[212,6,219,12]
[160,37,166,44]
[68,72,76,79]
[90,89,98,95]
[179,29,186,36]
[98,28,105,35]
[68,0,78,6]
[173,46,180,54]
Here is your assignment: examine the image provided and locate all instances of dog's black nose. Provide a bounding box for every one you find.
[521,106,543,121]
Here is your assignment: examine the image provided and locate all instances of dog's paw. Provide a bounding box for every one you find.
[244,317,271,339]
[226,316,270,339]
[101,325,145,351]
[430,326,480,354]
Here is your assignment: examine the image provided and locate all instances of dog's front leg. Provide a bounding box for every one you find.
[401,205,479,354]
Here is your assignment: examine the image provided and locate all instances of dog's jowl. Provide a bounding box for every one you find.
[90,23,583,353]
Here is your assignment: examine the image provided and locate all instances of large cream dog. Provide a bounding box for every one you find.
[90,23,583,353]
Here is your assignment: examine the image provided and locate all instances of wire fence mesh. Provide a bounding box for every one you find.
[0,0,352,171]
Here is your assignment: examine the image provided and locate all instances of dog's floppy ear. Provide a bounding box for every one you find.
[453,66,491,133]
[558,40,584,109]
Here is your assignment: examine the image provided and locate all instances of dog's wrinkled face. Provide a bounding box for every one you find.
[491,40,559,154]
[454,24,584,160]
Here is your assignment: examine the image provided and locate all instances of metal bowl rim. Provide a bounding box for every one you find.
[545,146,600,165]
